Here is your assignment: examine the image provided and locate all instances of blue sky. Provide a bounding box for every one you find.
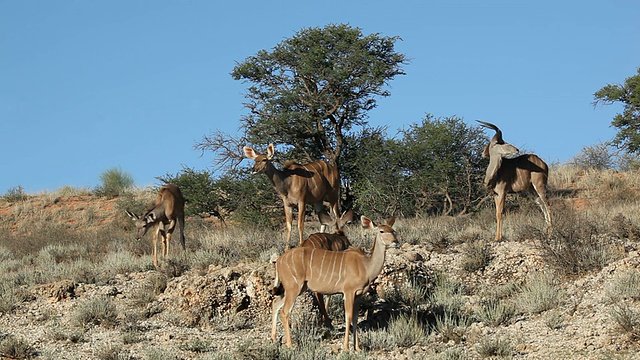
[1,1,638,194]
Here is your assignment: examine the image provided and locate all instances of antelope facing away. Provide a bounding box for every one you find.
[126,184,186,267]
[477,120,552,241]
[243,144,340,249]
[271,216,398,352]
[300,213,355,328]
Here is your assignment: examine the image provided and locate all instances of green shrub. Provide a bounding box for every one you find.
[95,167,134,198]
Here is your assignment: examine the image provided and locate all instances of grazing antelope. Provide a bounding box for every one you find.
[126,184,186,267]
[271,216,398,351]
[243,144,340,249]
[477,120,552,241]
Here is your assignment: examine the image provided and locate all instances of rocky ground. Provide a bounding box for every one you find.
[2,235,640,359]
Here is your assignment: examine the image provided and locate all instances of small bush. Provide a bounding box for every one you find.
[516,272,565,314]
[179,338,213,353]
[388,313,426,347]
[545,310,565,330]
[95,167,134,198]
[430,275,466,315]
[72,295,118,329]
[475,334,514,358]
[475,297,516,327]
[433,311,471,344]
[537,206,622,275]
[0,334,36,359]
[2,185,28,202]
[606,269,640,302]
[609,303,640,338]
[460,240,492,272]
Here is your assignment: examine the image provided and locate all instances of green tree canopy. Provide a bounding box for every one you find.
[198,23,407,167]
[341,115,487,218]
[594,67,640,153]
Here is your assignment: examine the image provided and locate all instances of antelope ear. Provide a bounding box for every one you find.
[125,210,138,220]
[243,146,257,159]
[266,144,275,159]
[361,215,374,229]
[386,216,396,227]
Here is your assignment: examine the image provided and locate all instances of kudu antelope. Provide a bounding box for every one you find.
[301,211,355,328]
[477,120,552,241]
[243,144,340,249]
[125,184,186,267]
[271,216,398,351]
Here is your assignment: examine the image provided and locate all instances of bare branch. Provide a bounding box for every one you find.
[194,130,247,171]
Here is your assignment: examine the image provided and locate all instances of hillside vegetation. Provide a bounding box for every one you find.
[1,165,640,359]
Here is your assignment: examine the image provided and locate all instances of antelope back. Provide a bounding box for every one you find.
[283,160,340,203]
[499,154,549,192]
[301,231,351,251]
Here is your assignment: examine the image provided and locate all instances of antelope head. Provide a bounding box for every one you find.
[125,211,157,240]
[477,120,520,159]
[243,144,275,174]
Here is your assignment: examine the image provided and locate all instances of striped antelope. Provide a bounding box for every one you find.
[477,120,552,241]
[126,184,186,267]
[243,144,340,249]
[300,210,355,328]
[271,216,398,351]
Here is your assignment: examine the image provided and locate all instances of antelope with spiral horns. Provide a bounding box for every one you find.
[477,120,552,241]
[243,144,341,249]
[271,215,398,352]
[125,184,186,267]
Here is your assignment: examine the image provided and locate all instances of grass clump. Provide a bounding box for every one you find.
[460,240,492,272]
[516,272,565,314]
[0,334,36,359]
[475,297,516,327]
[606,269,640,302]
[537,206,623,275]
[72,295,118,329]
[474,334,514,358]
[361,313,426,350]
[95,167,135,198]
[609,303,640,339]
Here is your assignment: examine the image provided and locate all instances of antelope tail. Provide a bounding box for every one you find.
[270,262,284,296]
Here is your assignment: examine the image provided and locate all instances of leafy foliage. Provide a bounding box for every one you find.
[341,115,487,217]
[157,166,220,218]
[594,67,640,153]
[95,168,134,198]
[199,23,407,168]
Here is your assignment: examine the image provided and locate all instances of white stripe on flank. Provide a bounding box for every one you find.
[319,251,327,280]
[286,255,299,285]
[309,248,315,280]
[334,254,345,287]
[329,252,338,283]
